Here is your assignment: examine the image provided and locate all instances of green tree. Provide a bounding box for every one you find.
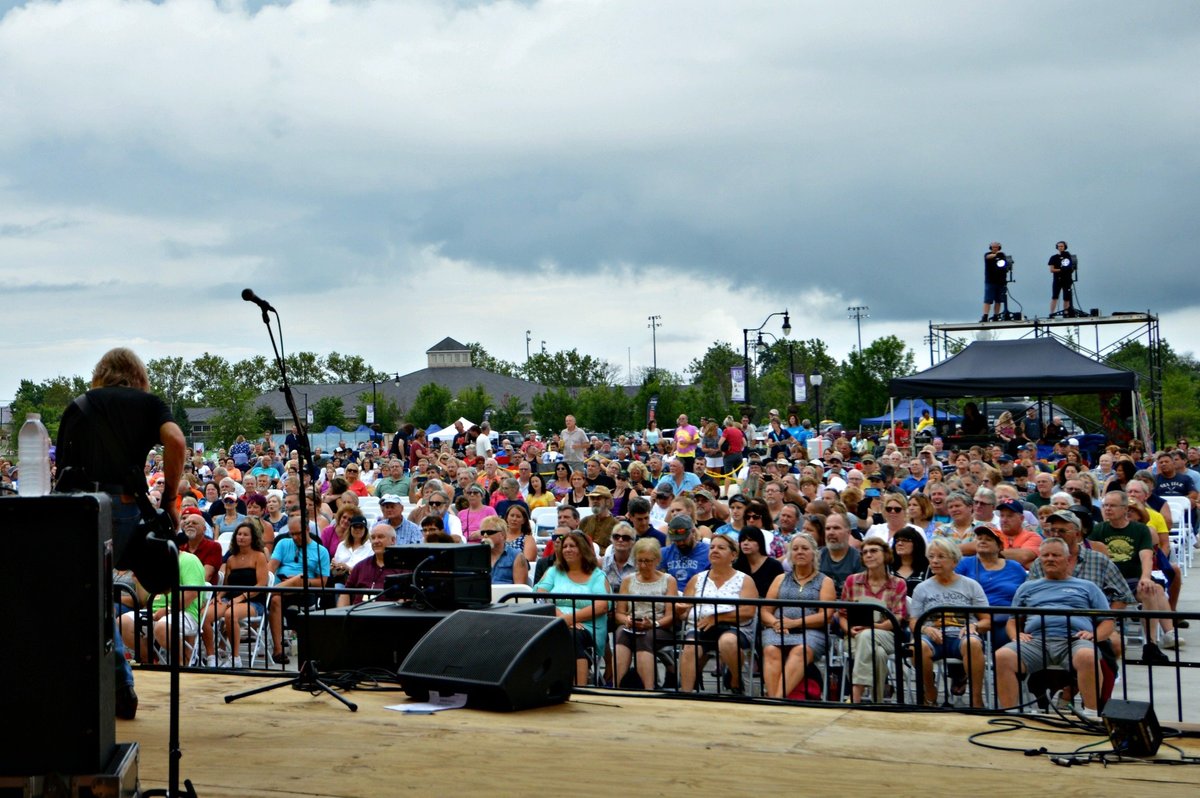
[185,353,232,406]
[449,384,493,425]
[206,375,259,449]
[146,356,190,407]
[312,395,348,429]
[576,385,632,436]
[522,348,619,387]
[490,394,527,432]
[755,338,839,423]
[629,371,688,432]
[1162,371,1200,440]
[173,405,192,438]
[231,356,276,395]
[355,394,401,432]
[284,352,329,385]
[9,375,89,440]
[327,352,388,384]
[686,341,743,420]
[531,387,575,436]
[254,404,278,435]
[829,336,916,427]
[465,342,521,378]
[407,383,454,430]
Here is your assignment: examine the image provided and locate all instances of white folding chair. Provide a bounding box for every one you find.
[491,582,533,603]
[1162,496,1193,574]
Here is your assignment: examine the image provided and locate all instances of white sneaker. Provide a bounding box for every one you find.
[1078,707,1099,720]
[232,656,244,668]
[1161,635,1186,650]
[205,655,217,668]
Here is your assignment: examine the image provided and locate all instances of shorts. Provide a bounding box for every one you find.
[1004,636,1095,673]
[568,628,596,660]
[140,608,200,638]
[983,282,1006,304]
[219,598,265,616]
[684,623,751,653]
[920,628,979,661]
[1051,271,1073,300]
[615,626,675,654]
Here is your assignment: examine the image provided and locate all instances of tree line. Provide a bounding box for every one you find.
[8,334,1196,450]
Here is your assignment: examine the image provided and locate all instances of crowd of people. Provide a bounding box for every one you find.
[45,383,1199,709]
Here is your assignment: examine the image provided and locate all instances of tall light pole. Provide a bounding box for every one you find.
[811,374,824,429]
[847,306,870,353]
[741,309,791,411]
[525,330,531,361]
[647,315,662,376]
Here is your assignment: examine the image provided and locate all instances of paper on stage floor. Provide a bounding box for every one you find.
[385,692,468,714]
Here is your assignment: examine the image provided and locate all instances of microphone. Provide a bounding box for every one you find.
[241,288,276,314]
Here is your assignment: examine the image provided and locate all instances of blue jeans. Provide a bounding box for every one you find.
[110,495,141,688]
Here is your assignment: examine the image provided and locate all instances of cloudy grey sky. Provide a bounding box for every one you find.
[1,0,1197,400]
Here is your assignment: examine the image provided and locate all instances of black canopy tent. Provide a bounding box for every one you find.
[890,339,1137,396]
[886,338,1140,449]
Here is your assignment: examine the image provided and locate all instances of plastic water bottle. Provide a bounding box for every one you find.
[17,412,51,496]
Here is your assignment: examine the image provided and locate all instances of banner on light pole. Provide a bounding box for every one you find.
[731,366,746,403]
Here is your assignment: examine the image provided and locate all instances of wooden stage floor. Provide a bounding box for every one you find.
[121,671,1200,797]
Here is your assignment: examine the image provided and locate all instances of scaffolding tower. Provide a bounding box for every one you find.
[927,312,1164,449]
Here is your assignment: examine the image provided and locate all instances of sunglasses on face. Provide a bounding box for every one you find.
[745,511,763,518]
[612,534,634,542]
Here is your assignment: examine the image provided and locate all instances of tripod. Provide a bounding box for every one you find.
[225,290,357,712]
[1049,254,1083,318]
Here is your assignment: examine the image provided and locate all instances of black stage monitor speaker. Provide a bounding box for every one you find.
[397,609,574,711]
[0,494,115,775]
[1102,699,1162,757]
[383,543,491,609]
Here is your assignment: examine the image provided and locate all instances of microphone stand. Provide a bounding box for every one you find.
[225,292,357,711]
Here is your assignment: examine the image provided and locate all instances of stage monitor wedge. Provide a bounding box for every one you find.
[397,609,574,711]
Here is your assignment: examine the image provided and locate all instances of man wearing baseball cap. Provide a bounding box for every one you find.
[955,523,1027,645]
[995,499,1042,568]
[660,515,710,587]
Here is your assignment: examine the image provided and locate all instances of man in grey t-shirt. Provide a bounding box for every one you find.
[560,414,589,467]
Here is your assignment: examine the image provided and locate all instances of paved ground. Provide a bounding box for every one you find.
[1121,543,1199,723]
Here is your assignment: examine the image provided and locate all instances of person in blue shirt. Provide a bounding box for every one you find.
[899,458,929,495]
[656,458,701,495]
[659,516,710,587]
[954,525,1026,645]
[994,537,1113,715]
[267,515,331,663]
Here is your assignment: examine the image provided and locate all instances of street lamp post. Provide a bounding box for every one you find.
[756,331,798,405]
[810,374,824,431]
[741,309,791,411]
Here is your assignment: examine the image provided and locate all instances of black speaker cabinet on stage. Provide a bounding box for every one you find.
[0,493,115,775]
[1102,699,1163,757]
[383,543,491,609]
[397,609,574,711]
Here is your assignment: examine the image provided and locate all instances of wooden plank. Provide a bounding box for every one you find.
[117,673,1200,797]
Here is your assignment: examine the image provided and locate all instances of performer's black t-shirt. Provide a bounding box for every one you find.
[984,251,1010,285]
[56,387,172,487]
[1048,251,1075,272]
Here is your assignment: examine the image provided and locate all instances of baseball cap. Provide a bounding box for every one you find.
[1046,509,1082,529]
[349,514,368,527]
[972,523,1003,544]
[667,515,695,538]
[997,499,1025,514]
[180,506,204,517]
[380,494,404,505]
[655,483,675,496]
